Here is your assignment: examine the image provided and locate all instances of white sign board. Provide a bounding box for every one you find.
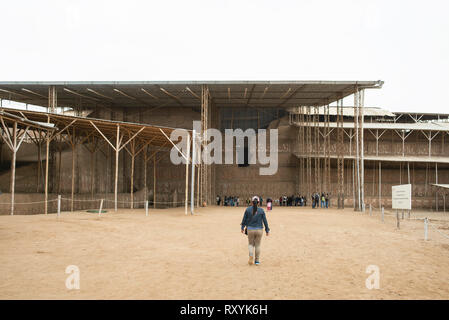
[392,184,412,210]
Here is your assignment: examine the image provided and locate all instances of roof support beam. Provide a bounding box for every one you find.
[158,87,184,106]
[185,87,200,100]
[276,85,306,108]
[141,88,159,100]
[63,88,100,102]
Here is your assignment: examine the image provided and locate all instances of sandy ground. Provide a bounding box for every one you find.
[1,205,449,300]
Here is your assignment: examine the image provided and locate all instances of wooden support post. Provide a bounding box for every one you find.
[435,162,439,212]
[1,121,30,215]
[10,122,17,215]
[185,133,190,215]
[378,161,382,208]
[190,131,197,214]
[37,139,42,192]
[130,139,135,209]
[196,147,200,208]
[115,125,120,212]
[145,200,149,216]
[45,127,50,214]
[71,132,76,212]
[144,146,148,203]
[45,87,57,212]
[57,142,62,194]
[89,138,98,199]
[153,155,156,209]
[360,89,365,211]
[352,159,356,209]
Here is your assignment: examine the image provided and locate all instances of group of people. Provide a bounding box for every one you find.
[311,192,330,209]
[275,195,307,207]
[217,195,240,207]
[217,195,268,207]
[219,193,330,208]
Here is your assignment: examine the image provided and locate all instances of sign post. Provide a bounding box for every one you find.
[392,184,412,210]
[392,184,412,230]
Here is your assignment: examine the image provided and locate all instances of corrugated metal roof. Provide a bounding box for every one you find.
[0,80,384,110]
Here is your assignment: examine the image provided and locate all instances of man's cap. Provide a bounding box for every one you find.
[252,196,259,202]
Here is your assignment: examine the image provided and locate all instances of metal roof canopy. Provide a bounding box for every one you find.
[0,80,383,110]
[1,107,183,148]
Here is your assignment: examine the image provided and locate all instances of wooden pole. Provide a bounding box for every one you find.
[191,130,196,214]
[45,126,50,215]
[379,161,382,208]
[185,134,190,215]
[196,146,200,208]
[435,162,438,211]
[115,125,120,212]
[71,131,76,212]
[352,159,355,209]
[130,140,135,209]
[2,121,30,215]
[10,122,17,215]
[57,143,62,194]
[144,146,148,203]
[153,155,156,209]
[37,140,41,192]
[354,91,361,211]
[90,140,97,199]
[45,87,56,214]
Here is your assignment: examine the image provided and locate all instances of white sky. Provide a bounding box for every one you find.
[1,0,448,113]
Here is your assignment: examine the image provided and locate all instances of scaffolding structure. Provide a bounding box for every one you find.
[288,88,370,210]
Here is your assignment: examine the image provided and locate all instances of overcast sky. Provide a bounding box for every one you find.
[1,0,448,113]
